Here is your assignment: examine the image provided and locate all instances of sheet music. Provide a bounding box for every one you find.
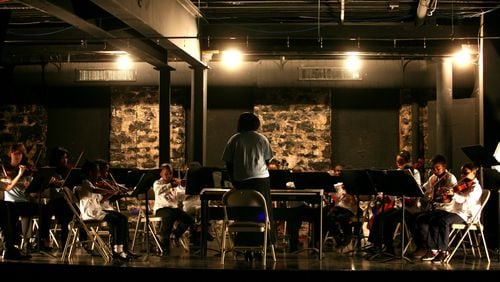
[494,142,500,173]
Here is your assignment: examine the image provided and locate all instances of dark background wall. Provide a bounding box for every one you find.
[332,89,399,169]
[206,87,254,167]
[46,87,110,164]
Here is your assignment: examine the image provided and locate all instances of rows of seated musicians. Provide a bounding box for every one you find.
[269,154,484,262]
[1,146,199,262]
[365,154,484,264]
[1,146,485,264]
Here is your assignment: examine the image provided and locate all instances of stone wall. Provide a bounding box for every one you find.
[254,89,331,171]
[0,104,48,163]
[109,86,185,169]
[399,90,429,164]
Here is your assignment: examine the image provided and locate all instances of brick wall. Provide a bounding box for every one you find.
[109,86,185,169]
[0,104,47,163]
[254,89,332,171]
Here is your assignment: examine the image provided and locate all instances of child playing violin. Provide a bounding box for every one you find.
[417,162,482,262]
[152,163,194,256]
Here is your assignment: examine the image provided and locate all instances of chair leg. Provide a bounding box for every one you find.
[479,228,490,263]
[148,222,163,253]
[262,229,267,266]
[220,223,226,264]
[445,228,471,263]
[131,212,143,252]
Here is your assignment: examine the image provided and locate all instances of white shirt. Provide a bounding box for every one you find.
[152,178,186,214]
[448,178,482,222]
[78,179,107,221]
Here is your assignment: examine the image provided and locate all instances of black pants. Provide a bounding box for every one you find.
[416,209,464,251]
[39,197,73,246]
[103,210,129,248]
[0,201,19,251]
[155,207,194,250]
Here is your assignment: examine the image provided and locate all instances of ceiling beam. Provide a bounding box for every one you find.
[19,0,171,69]
[90,0,206,68]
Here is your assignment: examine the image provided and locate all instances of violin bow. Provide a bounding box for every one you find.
[61,150,84,187]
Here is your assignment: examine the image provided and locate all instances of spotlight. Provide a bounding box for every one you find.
[221,49,243,69]
[116,55,133,69]
[453,45,474,67]
[345,52,361,71]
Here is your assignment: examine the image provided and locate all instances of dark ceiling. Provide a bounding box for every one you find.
[1,0,500,66]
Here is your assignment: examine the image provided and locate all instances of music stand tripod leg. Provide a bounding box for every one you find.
[381,196,412,263]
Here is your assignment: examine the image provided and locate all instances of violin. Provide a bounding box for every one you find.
[435,177,474,204]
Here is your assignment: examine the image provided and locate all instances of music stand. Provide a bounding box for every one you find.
[63,168,84,189]
[129,169,160,259]
[25,166,57,194]
[341,169,379,254]
[377,169,423,262]
[269,169,292,189]
[288,172,339,255]
[462,145,500,187]
[291,172,340,191]
[185,166,221,196]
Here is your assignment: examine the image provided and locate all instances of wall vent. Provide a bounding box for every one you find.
[298,66,361,81]
[75,69,136,82]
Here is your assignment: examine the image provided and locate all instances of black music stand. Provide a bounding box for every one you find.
[341,169,379,254]
[25,166,57,195]
[130,169,160,259]
[462,145,500,186]
[377,169,423,262]
[63,168,84,190]
[288,172,339,255]
[291,171,340,192]
[185,166,225,196]
[269,169,292,189]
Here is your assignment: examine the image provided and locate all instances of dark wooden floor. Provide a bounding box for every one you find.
[1,240,499,279]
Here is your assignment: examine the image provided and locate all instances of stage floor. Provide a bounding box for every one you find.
[1,242,499,279]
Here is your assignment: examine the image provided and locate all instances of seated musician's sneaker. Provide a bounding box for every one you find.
[421,249,439,261]
[112,251,131,262]
[431,251,448,263]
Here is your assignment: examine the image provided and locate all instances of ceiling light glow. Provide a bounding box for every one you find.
[345,52,361,71]
[221,49,243,69]
[453,46,473,67]
[116,55,133,69]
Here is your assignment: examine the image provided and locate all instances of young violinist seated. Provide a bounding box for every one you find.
[153,163,194,256]
[37,146,75,252]
[77,160,139,261]
[2,143,44,252]
[95,159,129,211]
[417,162,482,263]
[0,165,32,260]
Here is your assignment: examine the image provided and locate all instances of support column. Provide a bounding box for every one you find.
[411,97,420,161]
[189,66,207,165]
[159,67,171,166]
[435,58,453,166]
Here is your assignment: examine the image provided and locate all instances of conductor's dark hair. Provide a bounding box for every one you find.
[237,112,260,132]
